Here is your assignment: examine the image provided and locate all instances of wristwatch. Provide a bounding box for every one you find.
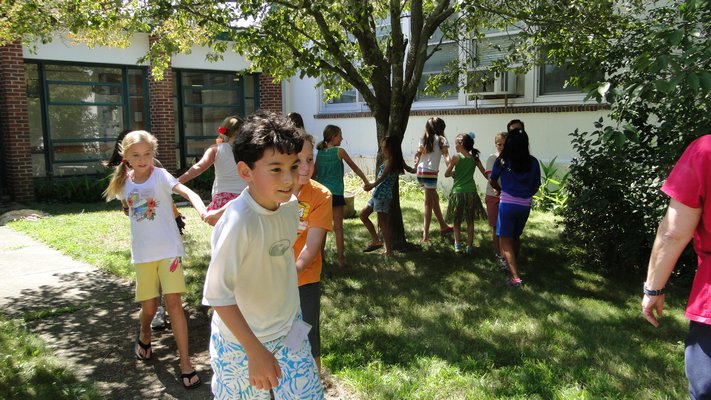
[643,284,665,296]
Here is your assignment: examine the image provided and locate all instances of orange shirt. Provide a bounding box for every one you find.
[295,180,333,286]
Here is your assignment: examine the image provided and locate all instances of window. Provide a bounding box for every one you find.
[539,63,582,95]
[466,32,520,97]
[25,62,149,177]
[417,25,459,101]
[175,70,259,166]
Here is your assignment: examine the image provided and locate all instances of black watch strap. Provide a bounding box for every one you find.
[643,285,665,296]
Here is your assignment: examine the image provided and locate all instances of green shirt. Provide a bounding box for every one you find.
[451,154,476,194]
[315,147,344,195]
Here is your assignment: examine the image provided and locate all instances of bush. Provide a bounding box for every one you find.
[556,0,711,276]
[563,123,698,276]
[532,157,569,214]
[35,169,113,203]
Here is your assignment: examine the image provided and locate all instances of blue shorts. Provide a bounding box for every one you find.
[209,316,323,399]
[367,197,392,213]
[496,202,531,237]
[686,320,711,399]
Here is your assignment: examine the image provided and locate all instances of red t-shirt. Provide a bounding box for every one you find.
[661,135,711,324]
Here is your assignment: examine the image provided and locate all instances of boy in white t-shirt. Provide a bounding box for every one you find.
[202,111,323,399]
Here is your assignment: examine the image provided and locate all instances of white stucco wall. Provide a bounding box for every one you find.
[23,33,251,70]
[24,33,151,65]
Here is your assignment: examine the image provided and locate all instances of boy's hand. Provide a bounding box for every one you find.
[247,345,282,390]
[363,182,374,191]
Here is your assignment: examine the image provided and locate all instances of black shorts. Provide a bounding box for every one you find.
[332,194,346,207]
[299,282,321,358]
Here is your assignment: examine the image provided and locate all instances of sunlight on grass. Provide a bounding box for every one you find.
[6,185,692,399]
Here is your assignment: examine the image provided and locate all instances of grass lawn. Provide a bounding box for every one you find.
[8,181,690,399]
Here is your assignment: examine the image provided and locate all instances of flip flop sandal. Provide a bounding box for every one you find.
[181,370,202,390]
[134,335,152,361]
[363,243,383,253]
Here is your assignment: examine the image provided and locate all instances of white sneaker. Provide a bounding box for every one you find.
[151,306,167,331]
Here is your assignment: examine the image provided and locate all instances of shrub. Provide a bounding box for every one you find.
[532,157,569,214]
[555,0,711,276]
[35,169,113,203]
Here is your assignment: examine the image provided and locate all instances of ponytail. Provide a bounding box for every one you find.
[318,125,341,151]
[103,162,130,201]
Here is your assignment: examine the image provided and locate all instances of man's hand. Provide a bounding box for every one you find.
[641,294,665,327]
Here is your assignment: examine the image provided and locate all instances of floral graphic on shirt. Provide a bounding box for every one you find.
[127,188,159,222]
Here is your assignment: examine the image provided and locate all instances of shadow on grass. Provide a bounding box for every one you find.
[321,211,689,398]
[1,269,214,399]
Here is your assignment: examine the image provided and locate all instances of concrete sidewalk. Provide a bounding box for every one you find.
[0,225,214,399]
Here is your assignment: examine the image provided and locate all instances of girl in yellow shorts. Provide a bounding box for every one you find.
[104,130,208,390]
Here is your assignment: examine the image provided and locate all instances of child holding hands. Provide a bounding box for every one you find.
[360,136,415,256]
[202,111,323,399]
[444,133,487,254]
[178,116,247,210]
[485,132,509,269]
[314,124,370,267]
[489,128,541,288]
[103,130,207,389]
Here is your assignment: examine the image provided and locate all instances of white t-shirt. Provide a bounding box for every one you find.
[121,168,184,264]
[418,136,449,172]
[202,188,300,342]
[485,153,501,197]
[212,142,247,197]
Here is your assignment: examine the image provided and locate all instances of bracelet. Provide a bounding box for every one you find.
[643,284,665,296]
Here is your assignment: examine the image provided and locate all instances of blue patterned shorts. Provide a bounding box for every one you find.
[209,319,324,399]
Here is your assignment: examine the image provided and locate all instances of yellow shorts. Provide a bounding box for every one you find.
[134,257,187,302]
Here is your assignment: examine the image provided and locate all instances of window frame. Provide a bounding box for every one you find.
[25,60,151,177]
[174,69,260,167]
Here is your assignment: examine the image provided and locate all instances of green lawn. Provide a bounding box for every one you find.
[8,184,690,399]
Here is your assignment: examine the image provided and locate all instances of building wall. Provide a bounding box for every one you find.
[1,35,281,202]
[0,41,34,202]
[283,75,610,191]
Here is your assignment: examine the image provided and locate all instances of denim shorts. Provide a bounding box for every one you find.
[367,196,392,213]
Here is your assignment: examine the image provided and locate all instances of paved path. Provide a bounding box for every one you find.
[0,225,214,399]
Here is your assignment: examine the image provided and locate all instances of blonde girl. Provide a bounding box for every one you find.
[414,117,453,242]
[178,116,246,210]
[444,133,487,254]
[485,132,509,269]
[103,130,207,389]
[314,124,369,267]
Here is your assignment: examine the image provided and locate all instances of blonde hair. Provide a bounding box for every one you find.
[103,130,158,201]
[495,131,508,141]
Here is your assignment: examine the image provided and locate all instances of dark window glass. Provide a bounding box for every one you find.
[539,63,581,95]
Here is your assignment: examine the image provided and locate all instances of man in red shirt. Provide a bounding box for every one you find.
[642,135,711,399]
